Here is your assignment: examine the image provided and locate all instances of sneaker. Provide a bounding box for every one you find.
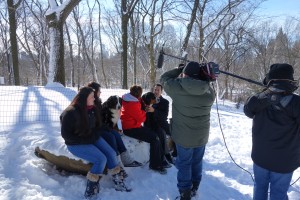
[162,160,172,168]
[124,160,143,167]
[149,166,167,174]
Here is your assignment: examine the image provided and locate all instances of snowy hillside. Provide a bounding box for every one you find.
[0,86,299,200]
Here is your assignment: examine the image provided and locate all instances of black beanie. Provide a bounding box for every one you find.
[183,62,201,79]
[263,63,294,85]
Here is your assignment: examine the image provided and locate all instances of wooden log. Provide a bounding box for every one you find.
[34,146,92,175]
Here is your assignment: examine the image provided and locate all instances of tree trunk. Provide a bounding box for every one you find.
[65,24,75,87]
[181,0,199,53]
[121,16,129,89]
[47,14,65,86]
[7,0,20,85]
[46,0,81,86]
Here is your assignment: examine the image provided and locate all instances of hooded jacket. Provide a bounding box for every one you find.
[244,93,300,173]
[120,93,146,130]
[160,68,215,148]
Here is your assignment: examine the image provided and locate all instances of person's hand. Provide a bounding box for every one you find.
[257,89,283,105]
[177,63,185,71]
[146,105,154,113]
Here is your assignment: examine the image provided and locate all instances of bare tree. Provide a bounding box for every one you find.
[0,6,12,84]
[18,0,49,85]
[120,0,139,89]
[7,0,22,85]
[141,0,174,87]
[181,0,199,54]
[96,0,108,88]
[46,0,81,86]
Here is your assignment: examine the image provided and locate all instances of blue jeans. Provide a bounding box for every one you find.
[253,163,293,200]
[67,137,118,174]
[101,130,127,155]
[175,144,205,191]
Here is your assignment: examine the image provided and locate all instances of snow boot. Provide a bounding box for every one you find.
[178,189,191,200]
[116,155,128,178]
[191,181,200,197]
[120,166,128,178]
[109,166,132,192]
[149,165,167,174]
[165,153,174,164]
[121,151,142,167]
[162,159,172,168]
[84,172,101,199]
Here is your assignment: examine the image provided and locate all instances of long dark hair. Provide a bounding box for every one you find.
[87,81,102,109]
[70,86,102,135]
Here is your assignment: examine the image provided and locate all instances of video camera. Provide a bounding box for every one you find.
[199,62,220,82]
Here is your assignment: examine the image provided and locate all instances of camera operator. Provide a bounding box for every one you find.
[244,63,300,200]
[160,61,216,200]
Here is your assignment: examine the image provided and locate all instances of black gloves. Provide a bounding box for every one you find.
[257,89,283,105]
[177,63,185,72]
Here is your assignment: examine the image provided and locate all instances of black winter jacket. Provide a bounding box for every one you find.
[244,94,300,173]
[60,106,101,145]
[153,96,170,135]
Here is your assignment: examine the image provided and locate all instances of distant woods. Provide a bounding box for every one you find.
[0,0,299,102]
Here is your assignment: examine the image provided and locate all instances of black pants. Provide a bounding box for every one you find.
[123,126,164,168]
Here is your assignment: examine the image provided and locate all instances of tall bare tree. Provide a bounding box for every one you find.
[7,0,22,85]
[181,0,199,54]
[121,0,139,89]
[141,0,173,87]
[46,0,81,86]
[96,0,108,87]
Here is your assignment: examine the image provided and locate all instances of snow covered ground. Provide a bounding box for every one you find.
[0,85,299,200]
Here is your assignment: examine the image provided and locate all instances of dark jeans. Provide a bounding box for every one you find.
[123,126,164,168]
[101,130,127,155]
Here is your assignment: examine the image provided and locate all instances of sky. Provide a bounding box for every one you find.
[259,0,300,19]
[0,85,300,200]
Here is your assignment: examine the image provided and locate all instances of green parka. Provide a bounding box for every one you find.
[160,68,215,148]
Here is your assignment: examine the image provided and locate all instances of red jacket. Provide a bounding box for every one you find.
[121,93,146,130]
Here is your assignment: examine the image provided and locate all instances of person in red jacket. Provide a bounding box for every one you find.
[121,85,167,174]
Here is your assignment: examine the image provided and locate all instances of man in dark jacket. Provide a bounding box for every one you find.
[244,63,300,200]
[153,83,171,135]
[160,62,215,200]
[152,83,175,163]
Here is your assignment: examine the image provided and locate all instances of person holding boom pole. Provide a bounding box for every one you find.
[160,61,216,200]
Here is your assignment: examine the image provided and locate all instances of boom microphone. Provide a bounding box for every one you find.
[156,48,266,87]
[156,50,164,69]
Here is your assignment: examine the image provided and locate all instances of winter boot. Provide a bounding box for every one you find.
[149,165,167,174]
[165,153,174,164]
[178,189,191,200]
[84,172,101,199]
[120,166,128,178]
[109,166,132,192]
[121,151,142,167]
[191,181,200,197]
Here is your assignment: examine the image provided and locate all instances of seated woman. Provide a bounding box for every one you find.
[87,82,142,168]
[60,87,131,199]
[120,85,168,174]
